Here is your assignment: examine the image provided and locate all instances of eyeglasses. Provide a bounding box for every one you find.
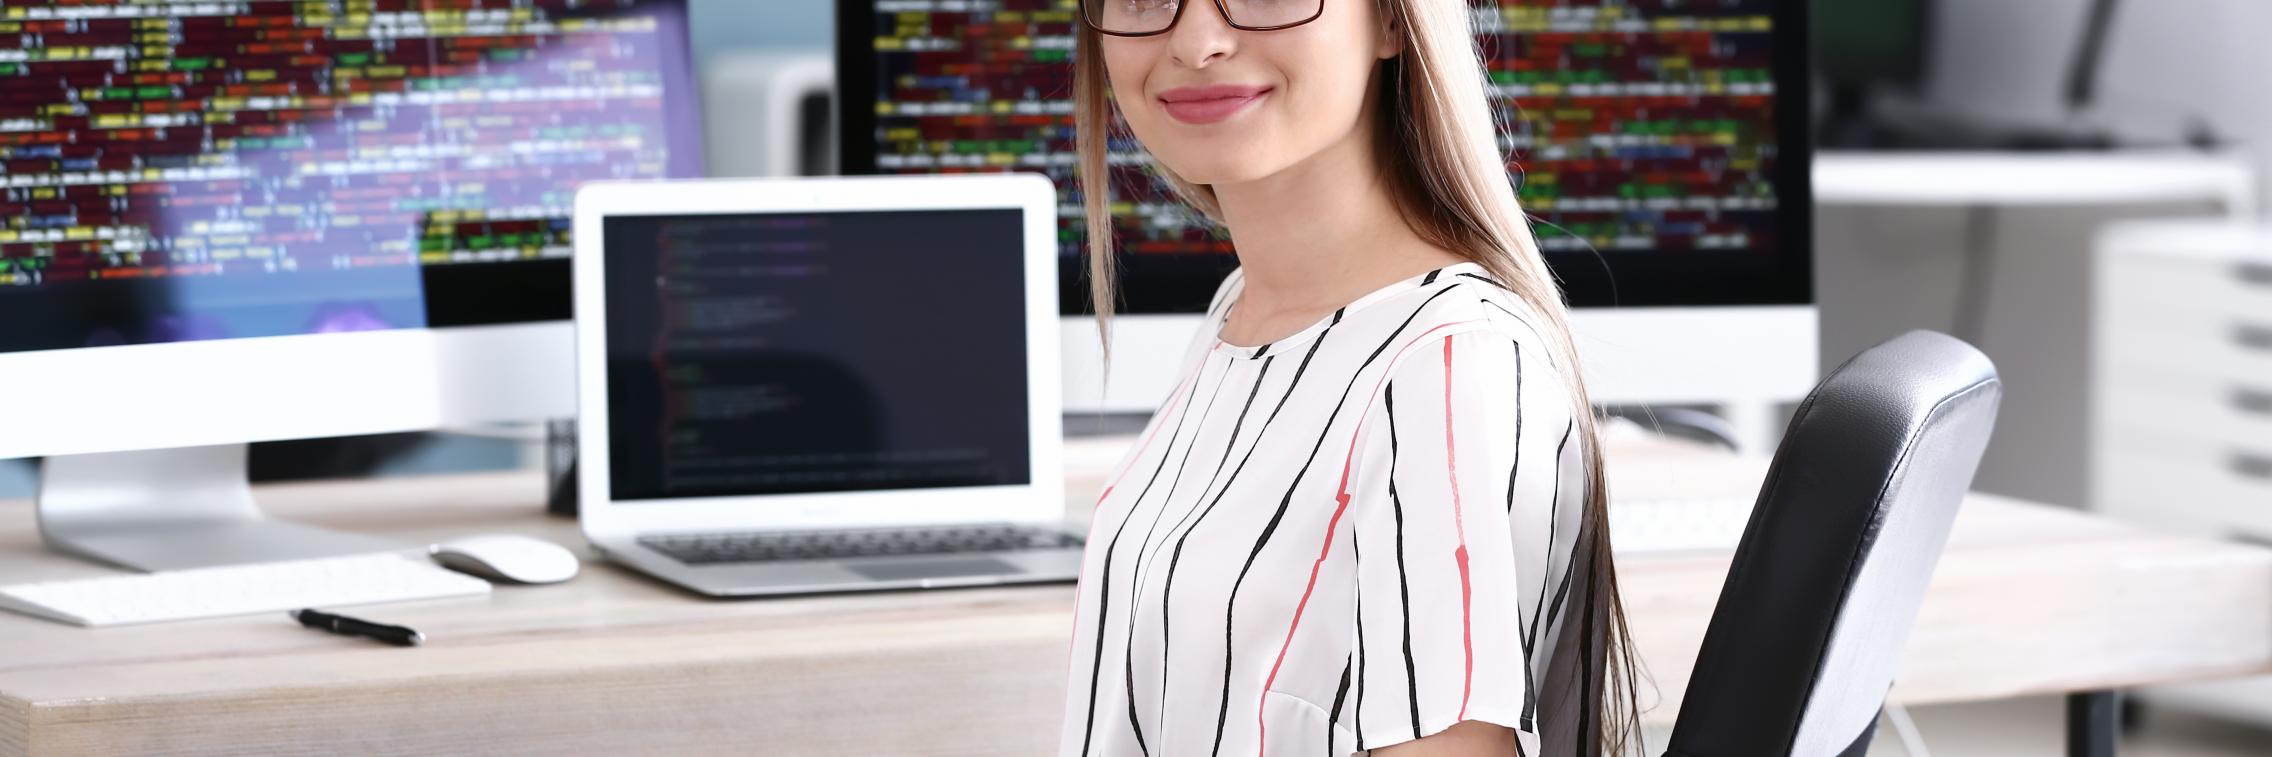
[1081,0,1327,37]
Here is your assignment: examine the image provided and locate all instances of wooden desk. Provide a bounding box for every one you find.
[2,441,2269,756]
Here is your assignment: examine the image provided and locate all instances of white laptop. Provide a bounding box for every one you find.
[571,174,1080,597]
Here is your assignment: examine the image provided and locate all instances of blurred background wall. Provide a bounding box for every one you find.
[687,0,829,60]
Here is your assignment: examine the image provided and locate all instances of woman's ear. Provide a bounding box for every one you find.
[1375,0,1405,60]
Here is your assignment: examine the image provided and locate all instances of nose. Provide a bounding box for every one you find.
[1164,0,1237,69]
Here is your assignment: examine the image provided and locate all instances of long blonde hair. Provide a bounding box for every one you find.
[1075,0,1642,752]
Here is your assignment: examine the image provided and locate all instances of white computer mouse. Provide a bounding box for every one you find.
[429,534,581,585]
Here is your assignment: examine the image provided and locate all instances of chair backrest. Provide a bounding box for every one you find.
[1664,330,2003,757]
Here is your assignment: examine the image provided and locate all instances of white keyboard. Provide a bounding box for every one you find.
[1611,497,1757,554]
[0,553,493,627]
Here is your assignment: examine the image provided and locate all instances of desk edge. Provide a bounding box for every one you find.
[0,689,27,757]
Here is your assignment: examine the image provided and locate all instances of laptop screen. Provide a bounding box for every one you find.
[599,208,1032,502]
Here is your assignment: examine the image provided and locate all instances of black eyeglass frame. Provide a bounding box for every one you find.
[1079,0,1327,37]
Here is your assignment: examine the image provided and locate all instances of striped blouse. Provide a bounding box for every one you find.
[1059,260,1591,757]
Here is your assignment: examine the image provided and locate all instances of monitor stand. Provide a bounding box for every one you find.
[34,444,411,572]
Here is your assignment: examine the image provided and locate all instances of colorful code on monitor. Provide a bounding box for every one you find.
[865,0,1780,260]
[0,0,689,287]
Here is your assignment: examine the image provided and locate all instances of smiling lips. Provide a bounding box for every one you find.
[1157,84,1272,125]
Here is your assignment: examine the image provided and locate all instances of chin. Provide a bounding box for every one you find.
[1154,155,1280,186]
[1142,133,1293,186]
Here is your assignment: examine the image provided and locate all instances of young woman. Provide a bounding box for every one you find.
[1057,0,1641,755]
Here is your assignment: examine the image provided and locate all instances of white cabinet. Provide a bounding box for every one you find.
[2094,220,2272,535]
[2094,219,2272,722]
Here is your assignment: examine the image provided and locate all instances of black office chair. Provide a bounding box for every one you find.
[1664,330,2003,757]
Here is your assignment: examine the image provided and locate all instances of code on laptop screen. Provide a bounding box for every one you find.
[600,208,1032,502]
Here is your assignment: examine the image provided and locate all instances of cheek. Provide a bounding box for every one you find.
[1274,6,1385,122]
[1251,67,1361,157]
[1282,43,1376,122]
[1098,43,1152,112]
[1099,43,1177,155]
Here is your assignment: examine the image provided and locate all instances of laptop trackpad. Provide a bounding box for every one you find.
[850,557,1019,582]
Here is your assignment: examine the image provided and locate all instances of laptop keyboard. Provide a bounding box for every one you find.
[639,524,1084,566]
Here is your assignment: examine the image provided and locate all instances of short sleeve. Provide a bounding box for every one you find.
[1339,329,1578,754]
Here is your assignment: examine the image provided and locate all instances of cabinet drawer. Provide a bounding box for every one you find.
[2101,250,2272,326]
[2101,379,2272,453]
[2102,320,2272,389]
[2098,433,2272,536]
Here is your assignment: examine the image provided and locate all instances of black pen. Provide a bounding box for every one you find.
[290,609,425,647]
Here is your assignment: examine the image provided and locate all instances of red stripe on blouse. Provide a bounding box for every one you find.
[1255,320,1484,755]
[1444,337,1474,720]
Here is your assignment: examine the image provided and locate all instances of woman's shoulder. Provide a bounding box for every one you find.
[1378,269,1561,360]
[1366,271,1582,409]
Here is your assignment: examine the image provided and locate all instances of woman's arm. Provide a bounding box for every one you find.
[1370,720,1516,756]
[1338,329,1576,754]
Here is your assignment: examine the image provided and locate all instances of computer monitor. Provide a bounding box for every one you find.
[0,0,702,571]
[837,0,1817,442]
[1815,0,1931,92]
[1813,0,1930,146]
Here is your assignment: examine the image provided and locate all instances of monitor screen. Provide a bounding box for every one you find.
[838,0,1811,313]
[600,209,1033,502]
[1813,0,1929,90]
[0,0,701,354]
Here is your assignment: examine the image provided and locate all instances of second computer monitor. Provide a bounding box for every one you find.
[837,0,1815,422]
[0,0,703,570]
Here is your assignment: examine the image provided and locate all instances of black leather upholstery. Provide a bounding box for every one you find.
[1663,330,2003,757]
